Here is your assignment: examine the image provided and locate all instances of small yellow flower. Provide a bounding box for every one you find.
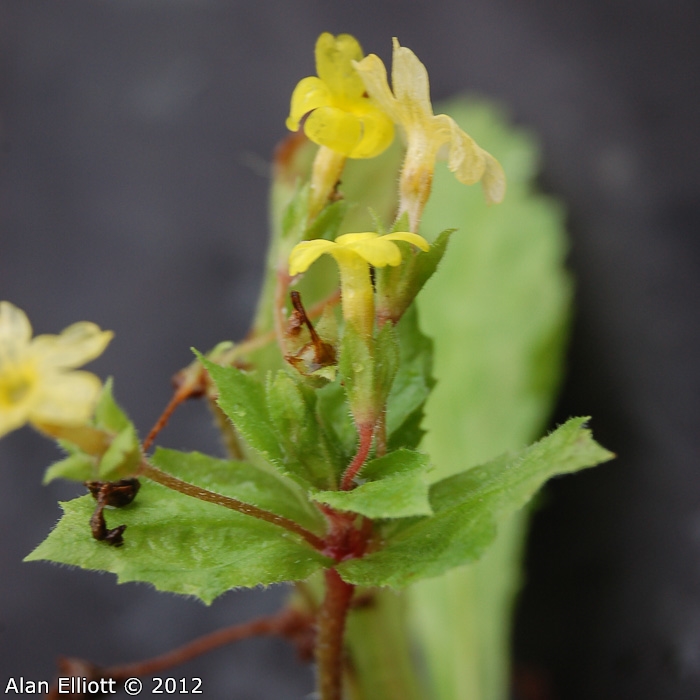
[354,39,506,227]
[0,301,113,438]
[286,33,394,159]
[289,232,429,336]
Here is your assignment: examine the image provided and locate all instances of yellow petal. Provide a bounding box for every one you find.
[0,301,32,357]
[335,232,378,246]
[390,38,433,124]
[437,115,486,185]
[304,105,362,156]
[30,370,102,426]
[31,323,113,370]
[315,33,365,100]
[342,237,403,268]
[286,76,331,131]
[349,106,395,159]
[289,239,337,275]
[384,231,430,252]
[0,401,31,438]
[353,54,403,123]
[480,151,507,205]
[0,360,36,437]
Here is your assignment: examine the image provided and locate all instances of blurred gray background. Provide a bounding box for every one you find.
[1,1,699,698]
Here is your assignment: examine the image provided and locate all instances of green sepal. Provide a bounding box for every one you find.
[373,322,400,413]
[150,448,325,534]
[311,449,432,519]
[338,322,399,424]
[375,229,454,325]
[43,449,96,485]
[338,323,372,421]
[265,371,338,489]
[316,380,358,465]
[94,380,140,480]
[26,480,329,604]
[94,378,131,433]
[41,380,140,484]
[281,181,310,243]
[304,199,348,241]
[99,423,140,481]
[337,418,613,588]
[386,305,434,451]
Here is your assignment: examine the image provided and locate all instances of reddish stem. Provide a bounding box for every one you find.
[316,568,355,700]
[139,460,325,551]
[142,387,193,452]
[46,608,313,699]
[340,422,374,491]
[111,608,311,678]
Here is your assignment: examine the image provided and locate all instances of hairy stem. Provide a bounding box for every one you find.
[47,608,313,699]
[139,460,325,551]
[340,422,374,491]
[317,568,355,700]
[112,608,311,678]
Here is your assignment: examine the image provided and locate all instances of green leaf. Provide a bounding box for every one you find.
[150,448,325,534]
[26,480,329,604]
[201,355,285,466]
[386,305,434,451]
[265,371,338,489]
[338,419,613,588]
[312,449,432,519]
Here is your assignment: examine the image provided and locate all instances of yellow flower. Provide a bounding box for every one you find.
[0,301,113,438]
[354,38,506,228]
[289,232,429,336]
[286,33,394,159]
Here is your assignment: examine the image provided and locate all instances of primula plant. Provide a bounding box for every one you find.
[4,33,612,700]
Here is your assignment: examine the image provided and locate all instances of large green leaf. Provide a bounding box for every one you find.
[27,479,329,605]
[339,419,612,588]
[409,97,576,700]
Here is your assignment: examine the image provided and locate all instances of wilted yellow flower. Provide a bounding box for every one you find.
[286,33,394,159]
[0,301,113,438]
[289,232,429,336]
[354,38,506,228]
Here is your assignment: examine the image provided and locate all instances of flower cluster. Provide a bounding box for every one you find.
[287,34,506,229]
